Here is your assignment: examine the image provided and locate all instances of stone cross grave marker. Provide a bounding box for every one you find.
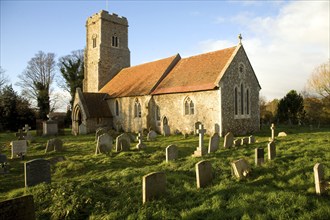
[314,163,329,195]
[136,132,146,149]
[15,129,26,140]
[147,130,157,141]
[267,141,276,160]
[255,148,264,166]
[270,123,275,141]
[25,159,51,187]
[11,140,28,159]
[96,133,113,154]
[45,138,63,153]
[208,133,220,153]
[195,160,213,188]
[142,171,166,204]
[166,145,178,162]
[231,158,251,179]
[224,132,234,148]
[0,195,35,220]
[115,133,131,152]
[193,124,207,157]
[22,124,31,133]
[249,135,255,144]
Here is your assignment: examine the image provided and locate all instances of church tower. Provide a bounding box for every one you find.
[84,10,130,92]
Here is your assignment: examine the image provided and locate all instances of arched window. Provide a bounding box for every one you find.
[246,89,250,115]
[184,97,194,115]
[234,87,238,115]
[155,105,160,121]
[134,99,141,118]
[112,33,119,47]
[240,83,244,115]
[115,100,119,116]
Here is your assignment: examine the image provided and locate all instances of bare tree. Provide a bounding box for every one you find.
[0,66,9,89]
[307,60,330,98]
[16,51,56,119]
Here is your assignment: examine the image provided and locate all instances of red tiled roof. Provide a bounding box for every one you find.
[82,92,112,118]
[99,55,180,97]
[152,46,237,94]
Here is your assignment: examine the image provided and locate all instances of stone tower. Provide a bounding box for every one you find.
[83,10,130,92]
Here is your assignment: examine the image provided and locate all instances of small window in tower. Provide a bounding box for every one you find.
[92,34,97,48]
[112,34,119,47]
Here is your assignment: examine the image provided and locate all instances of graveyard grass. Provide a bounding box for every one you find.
[1,126,330,219]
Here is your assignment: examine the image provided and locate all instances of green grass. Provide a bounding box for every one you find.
[1,126,330,219]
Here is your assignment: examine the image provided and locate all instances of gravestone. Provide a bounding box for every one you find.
[11,140,27,159]
[208,133,220,153]
[231,158,251,178]
[314,163,329,195]
[270,123,275,141]
[255,148,264,166]
[249,135,255,144]
[233,139,240,147]
[15,129,26,140]
[0,195,35,220]
[43,114,58,136]
[241,137,249,146]
[166,145,178,162]
[22,124,33,141]
[268,141,276,160]
[25,159,51,187]
[142,172,166,204]
[278,132,287,137]
[147,130,157,141]
[136,132,146,149]
[115,133,131,152]
[193,124,207,157]
[96,133,113,154]
[195,160,213,188]
[223,132,234,148]
[0,154,8,174]
[45,138,63,153]
[95,127,108,142]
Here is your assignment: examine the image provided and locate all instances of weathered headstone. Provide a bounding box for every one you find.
[25,159,51,187]
[195,160,213,188]
[43,114,58,136]
[224,132,234,148]
[147,130,157,141]
[270,123,275,141]
[136,132,146,149]
[115,133,131,152]
[249,135,255,144]
[208,133,220,153]
[45,138,63,153]
[166,145,178,162]
[15,129,26,140]
[278,132,287,137]
[255,148,264,166]
[193,124,207,157]
[0,195,35,220]
[96,133,113,154]
[314,163,329,195]
[11,140,27,159]
[267,141,276,160]
[241,137,249,146]
[142,172,166,204]
[231,159,251,178]
[233,139,240,147]
[95,127,108,142]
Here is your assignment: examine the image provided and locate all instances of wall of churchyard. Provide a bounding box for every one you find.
[108,90,221,135]
[219,46,260,136]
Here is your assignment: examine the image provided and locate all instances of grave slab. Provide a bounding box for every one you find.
[25,159,51,187]
[0,195,35,220]
[166,145,178,162]
[231,159,251,178]
[11,140,28,159]
[142,172,166,204]
[195,160,213,188]
[208,133,220,153]
[224,132,234,148]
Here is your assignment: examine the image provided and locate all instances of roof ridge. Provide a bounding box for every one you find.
[126,54,179,69]
[181,45,237,60]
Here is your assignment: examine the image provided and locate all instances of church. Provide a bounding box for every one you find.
[72,10,261,136]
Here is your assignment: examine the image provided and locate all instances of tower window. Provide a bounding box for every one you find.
[112,34,119,47]
[184,97,194,115]
[92,34,97,48]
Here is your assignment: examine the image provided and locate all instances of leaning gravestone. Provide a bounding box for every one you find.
[208,133,220,153]
[25,159,51,187]
[231,158,251,178]
[195,160,213,188]
[249,135,255,144]
[223,132,234,148]
[142,172,166,204]
[115,133,131,152]
[0,195,35,220]
[268,141,276,160]
[255,148,264,166]
[96,133,113,154]
[11,140,27,159]
[313,163,329,195]
[166,145,178,162]
[45,138,63,153]
[147,130,157,141]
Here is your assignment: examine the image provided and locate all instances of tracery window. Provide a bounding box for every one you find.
[246,89,250,115]
[234,87,238,115]
[184,97,194,115]
[112,33,119,47]
[240,83,244,115]
[134,99,141,118]
[155,105,161,121]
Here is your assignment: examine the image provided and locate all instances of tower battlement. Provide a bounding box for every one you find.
[86,10,128,27]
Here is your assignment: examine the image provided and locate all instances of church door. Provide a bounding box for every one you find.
[72,105,82,135]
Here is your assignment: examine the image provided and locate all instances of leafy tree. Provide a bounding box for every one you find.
[307,60,330,98]
[0,85,35,131]
[0,66,8,89]
[277,90,305,125]
[16,51,56,119]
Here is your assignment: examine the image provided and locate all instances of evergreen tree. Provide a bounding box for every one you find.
[277,90,305,125]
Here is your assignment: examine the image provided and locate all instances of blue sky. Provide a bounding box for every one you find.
[1,0,329,110]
